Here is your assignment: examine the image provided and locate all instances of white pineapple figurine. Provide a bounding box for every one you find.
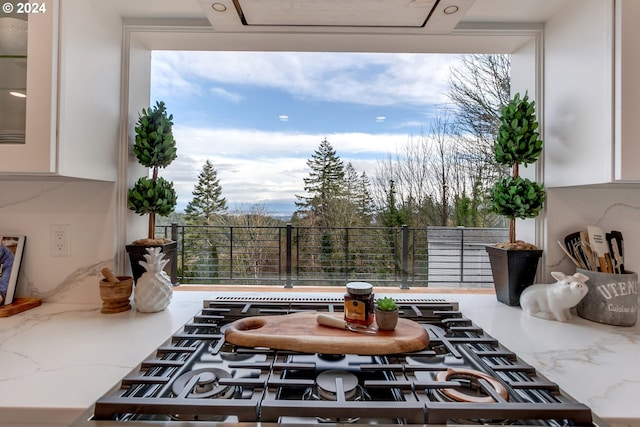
[134,247,172,312]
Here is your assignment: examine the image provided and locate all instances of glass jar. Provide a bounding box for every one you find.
[344,282,374,326]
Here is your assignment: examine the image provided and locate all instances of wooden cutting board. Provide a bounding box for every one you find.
[0,298,42,317]
[224,312,429,355]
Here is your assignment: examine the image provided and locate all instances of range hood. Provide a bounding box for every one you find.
[199,0,476,33]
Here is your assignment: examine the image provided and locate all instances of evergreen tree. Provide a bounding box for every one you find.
[378,179,409,227]
[334,162,363,226]
[355,171,375,223]
[183,159,227,282]
[184,159,227,225]
[344,162,360,200]
[295,138,345,227]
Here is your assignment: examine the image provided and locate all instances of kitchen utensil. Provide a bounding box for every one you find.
[610,230,625,273]
[564,232,585,268]
[316,313,378,334]
[224,312,429,355]
[575,240,597,271]
[610,238,623,274]
[579,231,597,270]
[557,240,582,268]
[587,226,613,273]
[606,233,619,274]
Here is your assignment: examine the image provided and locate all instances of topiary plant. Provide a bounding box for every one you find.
[375,296,398,312]
[128,101,178,243]
[489,92,545,249]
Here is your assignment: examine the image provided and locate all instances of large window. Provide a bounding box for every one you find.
[121,25,543,276]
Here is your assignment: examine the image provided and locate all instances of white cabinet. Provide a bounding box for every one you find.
[0,0,121,180]
[0,0,57,174]
[544,0,640,187]
[614,0,640,181]
[543,0,615,187]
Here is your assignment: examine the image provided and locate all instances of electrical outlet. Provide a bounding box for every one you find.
[51,224,70,257]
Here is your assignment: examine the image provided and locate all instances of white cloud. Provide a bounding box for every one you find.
[171,126,401,160]
[165,125,407,212]
[149,50,464,214]
[152,51,460,107]
[209,87,244,103]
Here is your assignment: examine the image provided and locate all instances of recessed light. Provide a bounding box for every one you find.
[212,3,227,12]
[10,91,26,98]
[443,6,459,15]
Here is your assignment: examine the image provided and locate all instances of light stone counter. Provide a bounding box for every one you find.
[0,288,638,427]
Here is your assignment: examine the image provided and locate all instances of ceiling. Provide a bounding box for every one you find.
[101,0,571,26]
[95,0,573,53]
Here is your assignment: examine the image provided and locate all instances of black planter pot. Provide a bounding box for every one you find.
[125,241,178,285]
[486,245,543,306]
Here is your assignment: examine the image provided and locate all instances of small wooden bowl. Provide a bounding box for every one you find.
[99,276,133,314]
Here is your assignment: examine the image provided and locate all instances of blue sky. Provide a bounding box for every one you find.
[150,51,460,215]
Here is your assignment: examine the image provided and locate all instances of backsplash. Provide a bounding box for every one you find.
[0,180,116,304]
[546,186,640,280]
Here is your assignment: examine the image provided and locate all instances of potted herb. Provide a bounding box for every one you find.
[126,101,178,284]
[486,92,545,306]
[375,296,399,331]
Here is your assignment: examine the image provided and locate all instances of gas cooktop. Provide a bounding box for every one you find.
[76,296,604,426]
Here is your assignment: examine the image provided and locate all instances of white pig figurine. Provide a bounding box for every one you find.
[520,271,589,322]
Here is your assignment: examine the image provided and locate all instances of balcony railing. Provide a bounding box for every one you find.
[155,224,507,289]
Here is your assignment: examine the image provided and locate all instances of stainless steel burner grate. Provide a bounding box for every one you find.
[88,298,597,426]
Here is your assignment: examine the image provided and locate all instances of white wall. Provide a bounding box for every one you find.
[511,34,542,249]
[546,187,640,277]
[118,31,154,274]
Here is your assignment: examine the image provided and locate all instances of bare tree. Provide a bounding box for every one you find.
[448,54,510,142]
[447,54,512,227]
[374,110,463,227]
[426,111,458,226]
[374,55,513,229]
[374,133,432,226]
[225,204,283,279]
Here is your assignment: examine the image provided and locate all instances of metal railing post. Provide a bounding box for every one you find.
[401,225,409,289]
[229,226,233,280]
[285,224,292,288]
[459,227,465,283]
[344,227,349,280]
[170,222,178,285]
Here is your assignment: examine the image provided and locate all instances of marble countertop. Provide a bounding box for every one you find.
[0,288,638,427]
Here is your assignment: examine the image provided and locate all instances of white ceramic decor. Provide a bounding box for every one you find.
[133,247,173,313]
[520,271,589,322]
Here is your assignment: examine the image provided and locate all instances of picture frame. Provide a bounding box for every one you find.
[1,235,26,306]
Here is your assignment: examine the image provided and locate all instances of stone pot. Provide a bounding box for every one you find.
[126,241,178,285]
[576,268,638,326]
[375,308,399,331]
[99,276,133,314]
[486,245,543,306]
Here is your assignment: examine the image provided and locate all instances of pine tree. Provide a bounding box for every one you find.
[378,179,408,227]
[355,171,375,222]
[338,163,375,226]
[184,159,227,225]
[295,138,345,227]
